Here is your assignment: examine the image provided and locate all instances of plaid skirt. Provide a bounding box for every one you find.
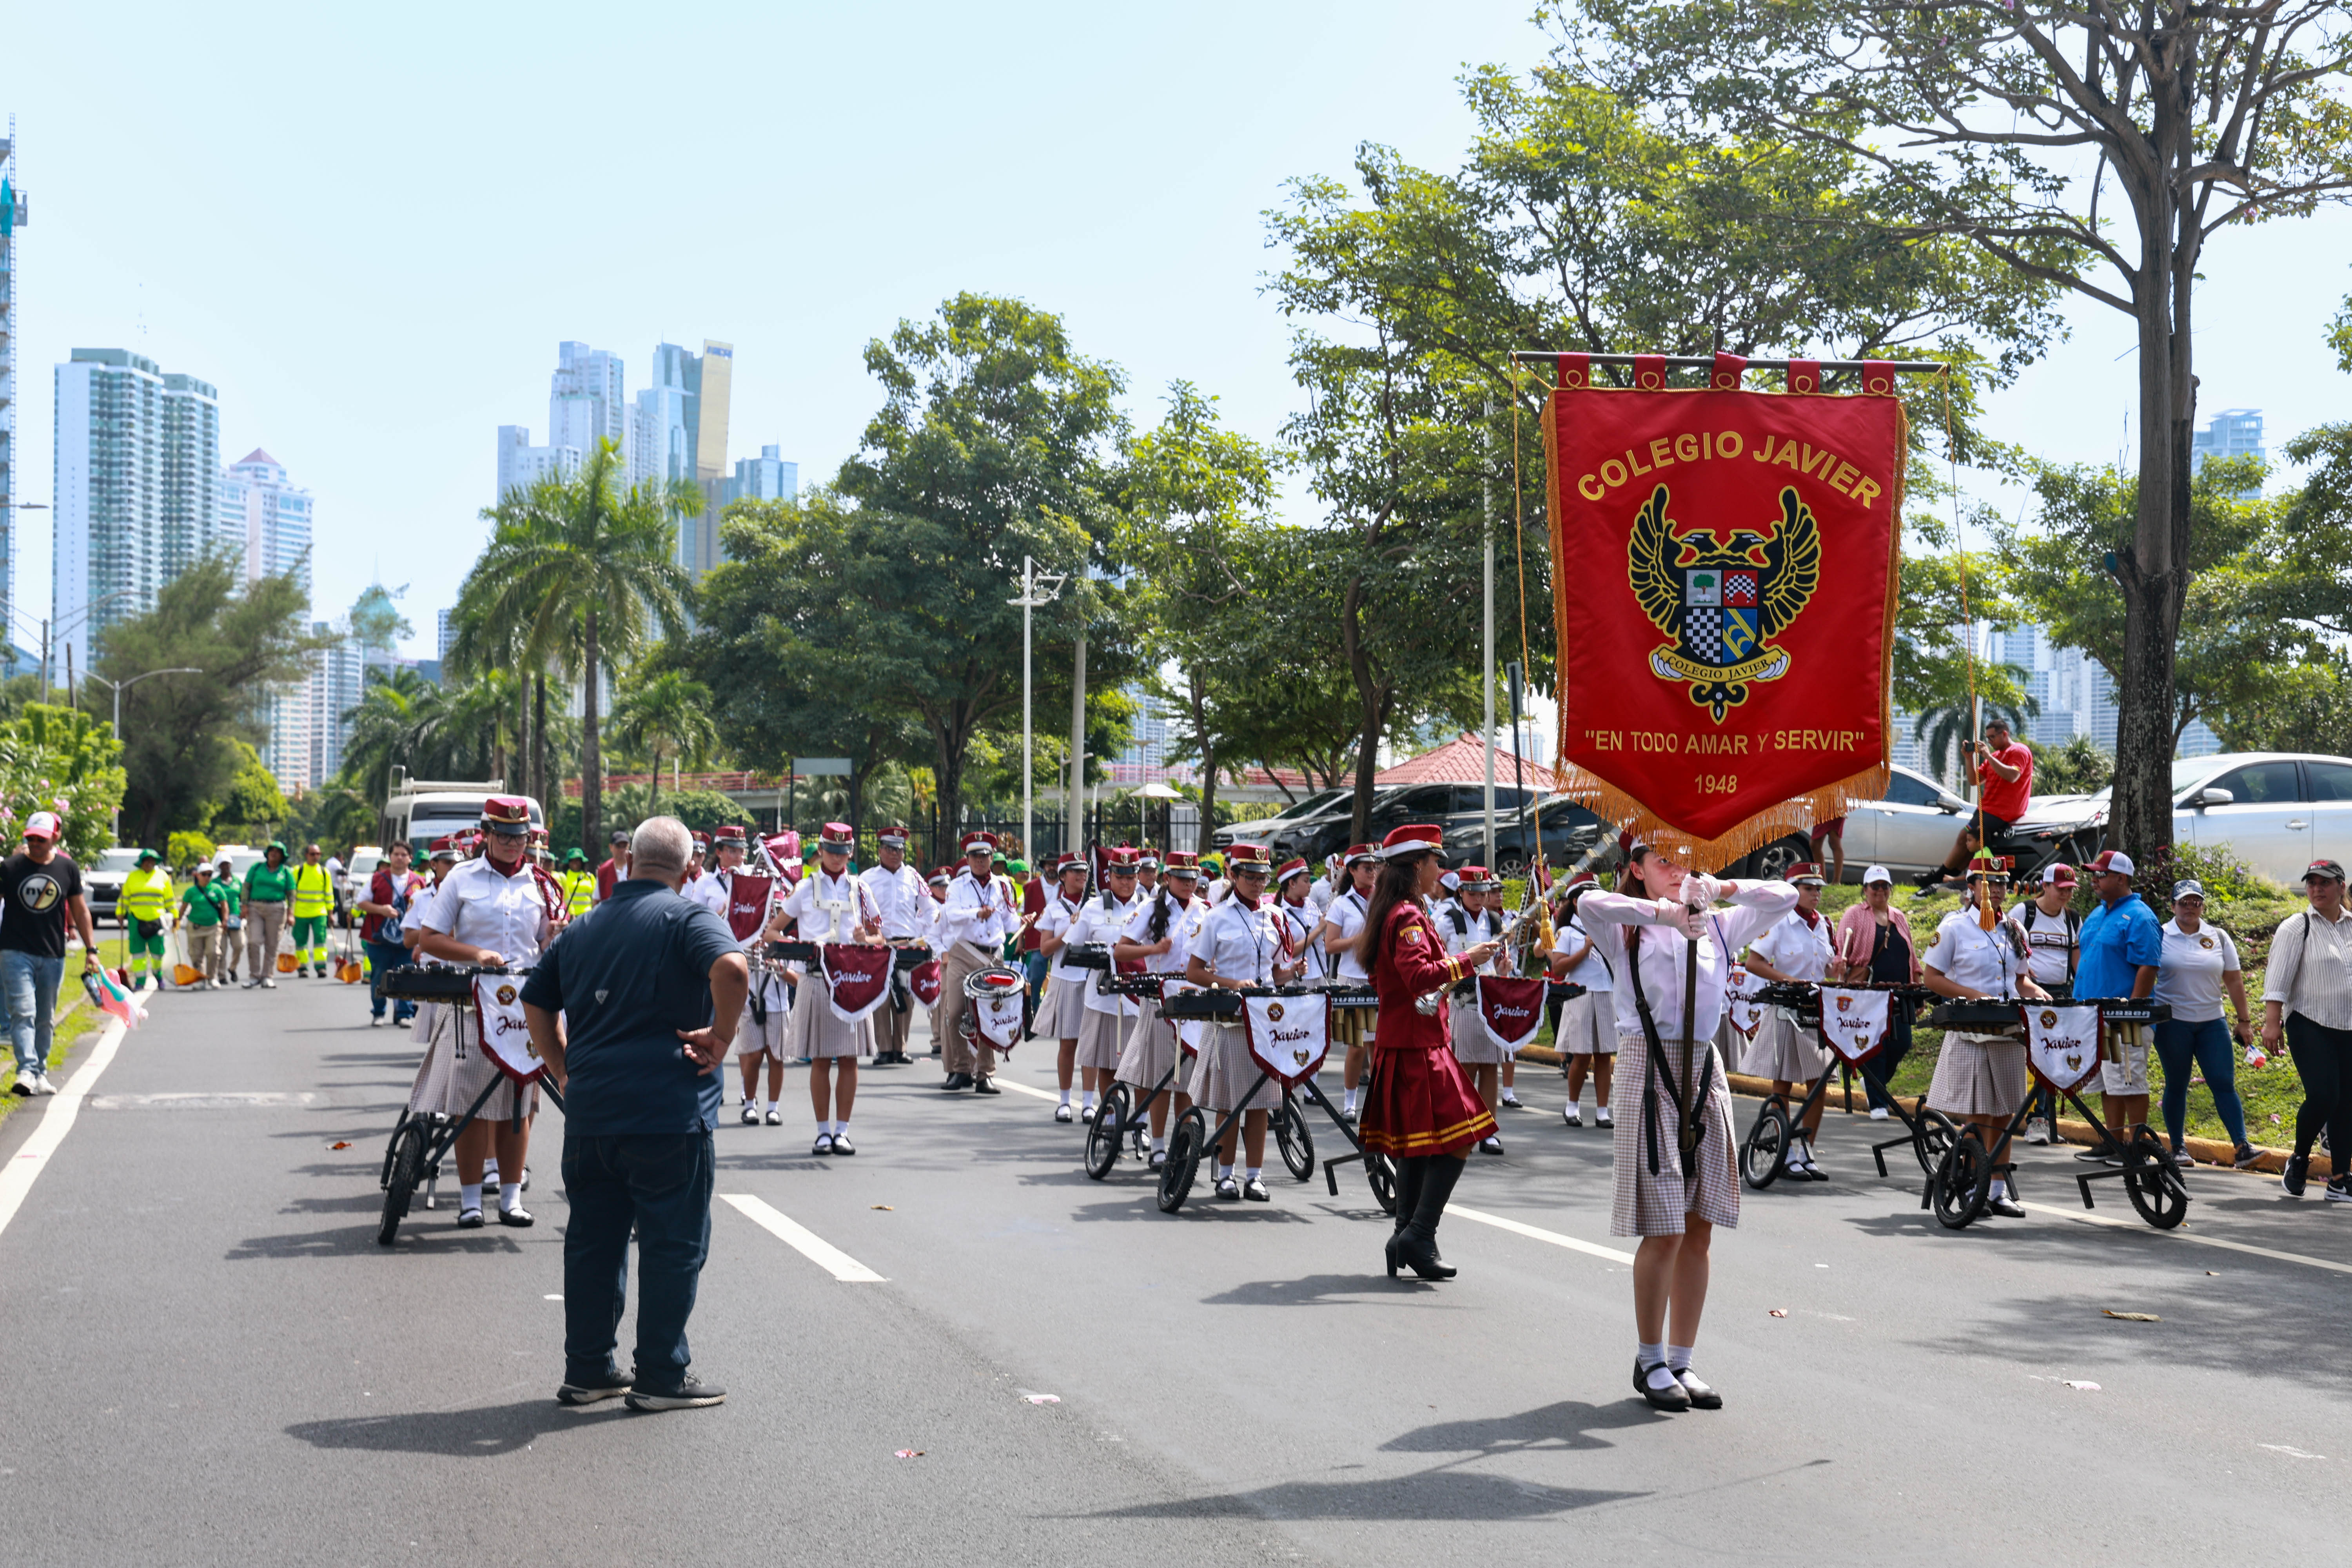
[1114,999,1173,1091]
[1740,1006,1830,1083]
[1189,1022,1279,1113]
[1040,971,1092,1040]
[1448,996,1512,1065]
[1074,1005,1127,1071]
[736,970,795,1060]
[785,975,873,1061]
[1554,990,1615,1056]
[1927,1031,2027,1118]
[407,1003,537,1122]
[1610,1030,1738,1238]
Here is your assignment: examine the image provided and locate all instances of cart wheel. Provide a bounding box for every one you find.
[1274,1096,1316,1182]
[1158,1108,1205,1213]
[1931,1131,1989,1231]
[2123,1129,2190,1230]
[1366,1150,1398,1216]
[1085,1085,1128,1181]
[1742,1102,1790,1191]
[1913,1107,1961,1178]
[377,1110,412,1189]
[377,1121,428,1246]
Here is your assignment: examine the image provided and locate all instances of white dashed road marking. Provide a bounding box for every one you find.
[721,1193,887,1282]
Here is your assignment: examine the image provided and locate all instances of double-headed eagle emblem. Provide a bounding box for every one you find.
[1628,483,1821,721]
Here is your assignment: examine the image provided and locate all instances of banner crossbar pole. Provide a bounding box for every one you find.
[1509,352,1948,376]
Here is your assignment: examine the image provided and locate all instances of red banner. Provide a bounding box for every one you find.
[820,943,895,1024]
[726,873,773,942]
[908,958,943,1009]
[1547,365,1903,864]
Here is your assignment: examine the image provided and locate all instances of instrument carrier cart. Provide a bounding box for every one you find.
[1738,981,1960,1189]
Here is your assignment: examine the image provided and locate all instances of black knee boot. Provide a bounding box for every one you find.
[1390,1156,1425,1234]
[1390,1156,1463,1281]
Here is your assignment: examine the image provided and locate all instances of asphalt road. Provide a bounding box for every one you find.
[3,975,2349,1567]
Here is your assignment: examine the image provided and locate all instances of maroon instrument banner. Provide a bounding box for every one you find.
[1817,984,1892,1065]
[820,943,895,1025]
[967,968,1026,1049]
[1545,352,1904,865]
[470,974,546,1086]
[1476,975,1547,1053]
[2025,1002,2102,1093]
[726,873,774,942]
[1242,992,1332,1087]
[908,958,943,1009]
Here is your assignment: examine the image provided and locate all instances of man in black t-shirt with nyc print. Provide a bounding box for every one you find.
[3,811,102,1097]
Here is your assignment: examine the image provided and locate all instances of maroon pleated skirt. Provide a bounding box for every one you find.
[1360,1042,1495,1159]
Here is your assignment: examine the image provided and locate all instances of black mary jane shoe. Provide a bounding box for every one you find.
[830,1134,856,1156]
[811,1133,835,1157]
[1675,1369,1723,1410]
[1635,1358,1691,1412]
[498,1205,533,1227]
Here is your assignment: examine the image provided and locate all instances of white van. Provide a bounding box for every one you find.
[381,775,544,857]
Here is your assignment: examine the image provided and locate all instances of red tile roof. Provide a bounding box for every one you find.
[1375,733,1556,789]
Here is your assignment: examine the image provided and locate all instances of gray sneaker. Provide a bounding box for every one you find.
[34,1071,59,1096]
[625,1373,727,1411]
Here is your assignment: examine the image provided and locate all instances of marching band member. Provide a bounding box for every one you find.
[1357,825,1499,1278]
[686,832,710,886]
[1735,862,1837,1180]
[862,824,932,1067]
[1273,859,1326,984]
[1547,873,1616,1129]
[1036,853,1096,1121]
[1443,866,1511,1154]
[685,825,747,918]
[736,836,800,1125]
[924,867,951,1052]
[1135,851,1160,900]
[1572,843,1797,1411]
[1319,845,1380,1121]
[1183,844,1302,1201]
[1920,854,2049,1220]
[936,832,1022,1093]
[412,797,564,1229]
[1112,851,1202,1167]
[1489,878,1531,1111]
[1072,848,1144,1121]
[1308,853,1343,918]
[779,823,882,1154]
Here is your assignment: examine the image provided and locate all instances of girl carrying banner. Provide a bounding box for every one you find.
[1112,851,1204,1169]
[1570,845,1797,1412]
[778,824,882,1156]
[1181,844,1305,1201]
[1441,865,1511,1155]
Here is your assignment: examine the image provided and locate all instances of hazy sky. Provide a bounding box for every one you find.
[9,3,2349,661]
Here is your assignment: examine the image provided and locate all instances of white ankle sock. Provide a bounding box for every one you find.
[1666,1344,1693,1372]
[1639,1339,1664,1366]
[480,1160,499,1181]
[1990,1176,2008,1198]
[460,1183,483,1212]
[833,1120,848,1137]
[1059,1089,1070,1105]
[1343,1091,1358,1112]
[499,1181,521,1212]
[1151,1136,1168,1152]
[1217,1164,1234,1181]
[1245,1166,1261,1182]
[1082,1091,1096,1110]
[816,1124,830,1140]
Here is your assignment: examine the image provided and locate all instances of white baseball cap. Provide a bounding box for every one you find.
[23,811,60,840]
[1861,864,1892,886]
[2090,849,2136,877]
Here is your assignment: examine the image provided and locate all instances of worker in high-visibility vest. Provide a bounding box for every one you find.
[290,842,336,978]
[119,848,176,990]
[558,847,597,918]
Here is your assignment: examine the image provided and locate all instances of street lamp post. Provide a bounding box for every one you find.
[1007,557,1067,861]
[82,667,203,739]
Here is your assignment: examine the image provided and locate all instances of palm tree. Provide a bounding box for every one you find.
[456,440,697,849]
[340,667,442,806]
[610,669,719,813]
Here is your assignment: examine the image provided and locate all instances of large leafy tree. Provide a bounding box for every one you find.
[1995,455,2323,751]
[1573,0,2352,850]
[455,438,697,851]
[608,668,719,813]
[98,554,331,845]
[731,293,1131,859]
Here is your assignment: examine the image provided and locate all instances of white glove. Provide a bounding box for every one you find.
[1680,873,1724,911]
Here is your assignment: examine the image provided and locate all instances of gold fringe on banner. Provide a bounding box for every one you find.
[1539,376,1902,874]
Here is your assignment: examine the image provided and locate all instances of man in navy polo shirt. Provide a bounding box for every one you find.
[523,815,748,1412]
[2074,848,2163,1157]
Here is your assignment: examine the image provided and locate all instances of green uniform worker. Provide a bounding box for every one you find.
[290,842,336,978]
[243,843,295,988]
[178,865,233,987]
[119,849,175,989]
[558,848,597,917]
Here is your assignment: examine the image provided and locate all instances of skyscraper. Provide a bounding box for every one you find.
[494,425,581,501]
[630,339,733,576]
[53,347,220,675]
[724,444,797,505]
[548,341,626,459]
[0,120,25,653]
[218,448,313,592]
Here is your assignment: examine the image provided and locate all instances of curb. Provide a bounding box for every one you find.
[1513,1045,2330,1180]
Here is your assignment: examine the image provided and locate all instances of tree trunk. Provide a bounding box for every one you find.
[933,714,966,869]
[1341,574,1383,843]
[2110,86,2198,858]
[648,745,662,813]
[1188,669,1218,853]
[533,673,548,812]
[581,610,603,853]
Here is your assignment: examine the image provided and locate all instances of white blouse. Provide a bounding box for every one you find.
[1576,881,1799,1039]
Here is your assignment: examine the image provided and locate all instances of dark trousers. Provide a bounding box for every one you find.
[365,939,414,1022]
[2286,1014,2352,1171]
[2154,1017,2249,1149]
[562,1131,714,1385]
[1865,1006,1914,1111]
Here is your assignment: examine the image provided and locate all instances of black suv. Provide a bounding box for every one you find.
[1440,796,1615,879]
[1219,783,1557,867]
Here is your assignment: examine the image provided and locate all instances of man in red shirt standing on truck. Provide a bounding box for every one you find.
[1919,719,2034,887]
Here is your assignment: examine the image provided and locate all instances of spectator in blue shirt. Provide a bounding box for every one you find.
[523,815,748,1413]
[2074,848,2163,1157]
